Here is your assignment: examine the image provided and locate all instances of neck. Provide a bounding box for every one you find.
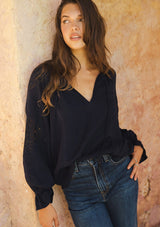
[72,48,94,71]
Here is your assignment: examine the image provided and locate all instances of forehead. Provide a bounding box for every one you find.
[61,3,82,18]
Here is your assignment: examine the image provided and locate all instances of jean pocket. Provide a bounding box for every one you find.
[109,155,129,165]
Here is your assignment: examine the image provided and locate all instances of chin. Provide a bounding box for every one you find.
[71,47,85,51]
[70,44,86,51]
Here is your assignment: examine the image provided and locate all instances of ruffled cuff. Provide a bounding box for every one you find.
[31,186,54,210]
[134,140,148,163]
[121,129,148,163]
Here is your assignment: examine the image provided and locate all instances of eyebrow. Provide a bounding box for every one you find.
[61,14,82,19]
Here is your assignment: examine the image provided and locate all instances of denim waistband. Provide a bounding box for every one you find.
[73,154,111,173]
[75,154,111,166]
[74,154,130,172]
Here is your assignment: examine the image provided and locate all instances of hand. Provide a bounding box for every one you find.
[37,203,59,227]
[127,145,143,181]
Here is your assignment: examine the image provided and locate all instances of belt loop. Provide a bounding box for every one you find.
[74,161,79,172]
[102,154,110,162]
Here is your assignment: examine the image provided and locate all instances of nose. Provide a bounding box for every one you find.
[71,21,80,31]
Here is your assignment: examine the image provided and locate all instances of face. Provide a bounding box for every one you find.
[60,3,86,51]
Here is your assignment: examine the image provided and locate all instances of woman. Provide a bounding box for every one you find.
[23,0,147,227]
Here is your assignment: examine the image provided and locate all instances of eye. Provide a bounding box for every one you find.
[62,19,70,24]
[78,18,84,22]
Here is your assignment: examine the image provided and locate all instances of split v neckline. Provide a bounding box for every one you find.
[71,72,103,104]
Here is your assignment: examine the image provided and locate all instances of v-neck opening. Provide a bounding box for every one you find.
[71,72,102,104]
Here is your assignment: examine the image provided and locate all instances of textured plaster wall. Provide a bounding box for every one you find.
[97,1,160,226]
[0,0,159,227]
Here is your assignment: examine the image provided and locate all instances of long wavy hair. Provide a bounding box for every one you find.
[39,0,113,113]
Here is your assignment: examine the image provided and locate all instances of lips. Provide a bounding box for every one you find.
[70,33,81,40]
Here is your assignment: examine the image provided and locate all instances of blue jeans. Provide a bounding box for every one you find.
[62,154,138,227]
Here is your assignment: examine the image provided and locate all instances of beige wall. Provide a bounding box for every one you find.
[0,0,159,226]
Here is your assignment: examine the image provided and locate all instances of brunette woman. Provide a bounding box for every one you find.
[23,0,147,227]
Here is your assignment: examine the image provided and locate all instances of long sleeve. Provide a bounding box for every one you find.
[111,69,148,163]
[120,128,147,163]
[23,66,55,210]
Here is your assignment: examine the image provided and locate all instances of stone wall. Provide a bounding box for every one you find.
[0,0,159,226]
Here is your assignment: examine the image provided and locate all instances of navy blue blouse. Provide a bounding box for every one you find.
[23,64,147,210]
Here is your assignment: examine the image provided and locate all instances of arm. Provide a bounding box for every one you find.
[23,66,55,210]
[23,66,60,226]
[110,69,147,164]
[110,69,148,181]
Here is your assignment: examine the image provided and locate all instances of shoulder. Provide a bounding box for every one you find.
[28,60,52,92]
[108,68,116,79]
[26,60,54,114]
[103,67,117,85]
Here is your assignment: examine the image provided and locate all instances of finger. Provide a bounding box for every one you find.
[132,156,138,163]
[134,168,139,181]
[130,165,138,179]
[127,158,136,170]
